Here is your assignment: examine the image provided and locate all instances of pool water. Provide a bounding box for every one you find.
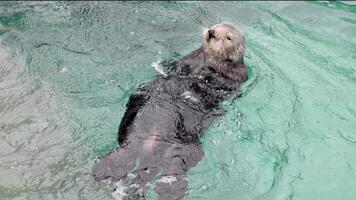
[1,1,356,200]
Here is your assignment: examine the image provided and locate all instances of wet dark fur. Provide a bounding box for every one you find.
[92,46,247,199]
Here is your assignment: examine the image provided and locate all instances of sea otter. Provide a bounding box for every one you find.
[92,23,248,200]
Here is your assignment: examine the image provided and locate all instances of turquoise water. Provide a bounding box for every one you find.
[1,1,356,199]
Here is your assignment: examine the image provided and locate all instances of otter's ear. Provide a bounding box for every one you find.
[201,27,209,42]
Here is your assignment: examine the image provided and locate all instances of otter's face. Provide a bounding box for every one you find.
[203,23,245,62]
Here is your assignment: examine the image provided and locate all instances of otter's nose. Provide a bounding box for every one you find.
[208,29,215,39]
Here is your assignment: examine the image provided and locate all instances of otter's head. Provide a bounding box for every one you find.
[203,23,245,63]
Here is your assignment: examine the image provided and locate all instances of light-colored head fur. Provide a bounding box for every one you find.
[203,22,245,63]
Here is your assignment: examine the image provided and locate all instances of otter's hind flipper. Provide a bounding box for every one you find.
[92,147,136,181]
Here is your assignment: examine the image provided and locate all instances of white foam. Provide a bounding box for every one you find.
[112,180,128,200]
[59,67,68,73]
[181,91,199,103]
[151,59,167,77]
[157,175,177,185]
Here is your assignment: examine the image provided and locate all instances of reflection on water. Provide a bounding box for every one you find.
[1,1,356,200]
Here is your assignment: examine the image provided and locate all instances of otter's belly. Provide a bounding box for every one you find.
[123,95,203,146]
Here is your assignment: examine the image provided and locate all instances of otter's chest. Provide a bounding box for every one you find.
[151,73,235,109]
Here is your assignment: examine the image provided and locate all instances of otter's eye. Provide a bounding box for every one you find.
[226,36,232,41]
